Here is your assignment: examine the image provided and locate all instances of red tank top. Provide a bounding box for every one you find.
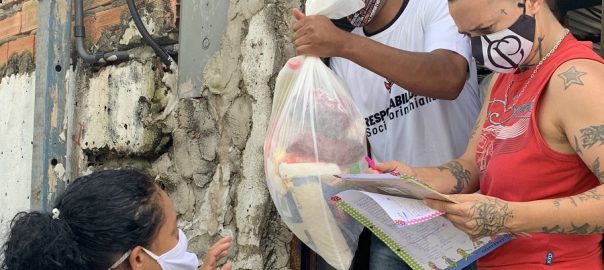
[476,35,604,269]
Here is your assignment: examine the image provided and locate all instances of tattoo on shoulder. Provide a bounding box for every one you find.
[591,157,604,182]
[557,66,587,90]
[438,161,471,194]
[542,223,604,235]
[580,124,604,150]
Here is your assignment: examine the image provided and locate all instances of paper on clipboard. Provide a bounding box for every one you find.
[335,173,457,203]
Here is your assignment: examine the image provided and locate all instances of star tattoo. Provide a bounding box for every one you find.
[558,66,587,90]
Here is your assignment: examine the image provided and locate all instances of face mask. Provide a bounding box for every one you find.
[347,0,381,28]
[471,14,536,73]
[109,229,199,270]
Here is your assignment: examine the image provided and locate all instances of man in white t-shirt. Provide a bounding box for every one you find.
[293,0,480,269]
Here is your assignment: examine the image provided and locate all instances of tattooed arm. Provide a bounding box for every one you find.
[375,75,499,195]
[426,60,604,238]
[504,59,604,235]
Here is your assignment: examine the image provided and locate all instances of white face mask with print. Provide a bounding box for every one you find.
[109,229,199,270]
[471,13,536,74]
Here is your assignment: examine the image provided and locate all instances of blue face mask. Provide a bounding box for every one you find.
[471,12,536,73]
[109,229,199,270]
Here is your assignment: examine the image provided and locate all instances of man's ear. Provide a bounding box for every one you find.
[524,0,544,16]
[128,246,146,270]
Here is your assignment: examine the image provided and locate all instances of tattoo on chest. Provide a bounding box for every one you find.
[438,161,471,194]
[557,66,587,90]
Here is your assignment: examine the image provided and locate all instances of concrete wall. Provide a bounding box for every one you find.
[0,0,37,243]
[0,72,35,243]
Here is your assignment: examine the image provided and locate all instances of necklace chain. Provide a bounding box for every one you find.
[494,28,570,111]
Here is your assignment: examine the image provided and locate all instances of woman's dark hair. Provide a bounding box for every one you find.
[1,169,164,270]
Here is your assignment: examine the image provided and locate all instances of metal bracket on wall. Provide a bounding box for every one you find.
[177,0,229,98]
[31,0,72,211]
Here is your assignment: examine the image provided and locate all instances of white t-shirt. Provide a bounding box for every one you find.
[331,0,481,166]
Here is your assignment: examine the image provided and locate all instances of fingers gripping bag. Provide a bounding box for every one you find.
[264,1,366,269]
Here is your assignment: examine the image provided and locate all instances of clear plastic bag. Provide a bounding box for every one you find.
[264,1,366,267]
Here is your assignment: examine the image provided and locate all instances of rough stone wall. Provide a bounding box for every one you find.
[0,0,299,266]
[70,0,298,269]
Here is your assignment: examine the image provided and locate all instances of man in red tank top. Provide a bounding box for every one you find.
[372,0,604,269]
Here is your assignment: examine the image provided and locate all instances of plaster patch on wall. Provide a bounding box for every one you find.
[78,61,165,155]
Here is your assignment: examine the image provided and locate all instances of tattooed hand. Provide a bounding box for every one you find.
[426,194,515,239]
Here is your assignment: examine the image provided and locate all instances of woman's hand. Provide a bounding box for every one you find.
[425,194,516,239]
[370,161,416,176]
[199,237,232,270]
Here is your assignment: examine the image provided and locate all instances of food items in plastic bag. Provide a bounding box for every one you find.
[285,133,365,165]
[264,52,366,270]
[288,175,355,267]
[264,3,369,266]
